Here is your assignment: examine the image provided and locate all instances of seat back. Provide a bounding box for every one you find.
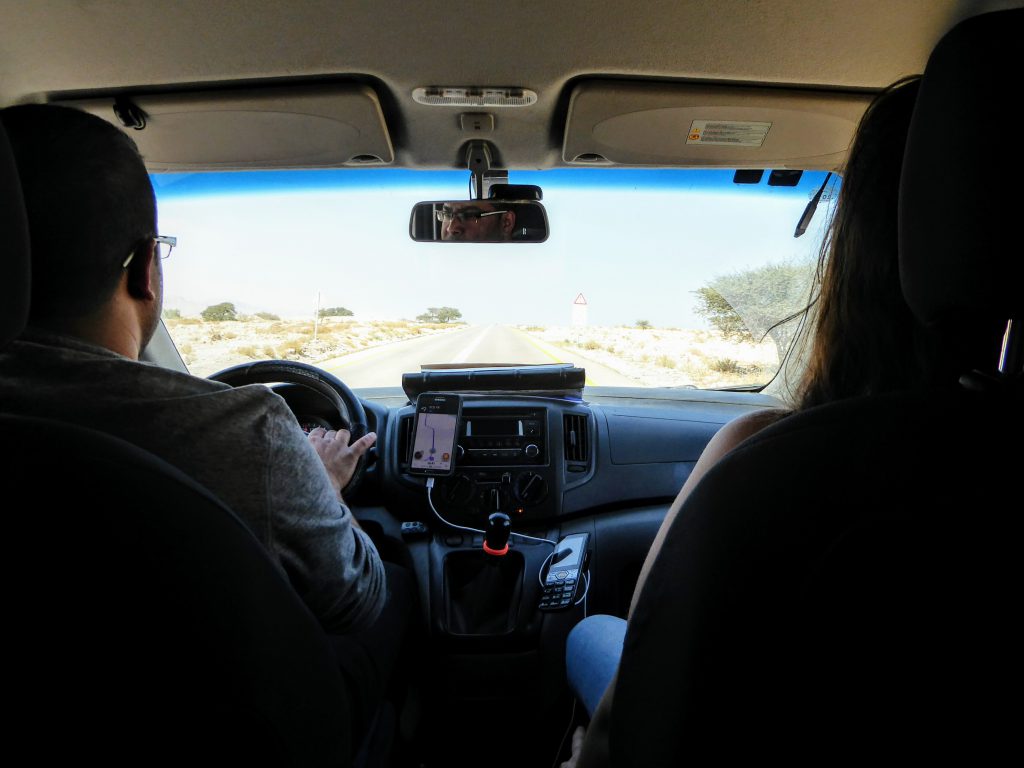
[607,8,1023,763]
[0,115,30,347]
[2,415,355,764]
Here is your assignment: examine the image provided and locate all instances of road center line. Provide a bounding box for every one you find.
[451,325,491,363]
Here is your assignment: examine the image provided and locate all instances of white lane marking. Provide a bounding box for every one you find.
[451,325,492,363]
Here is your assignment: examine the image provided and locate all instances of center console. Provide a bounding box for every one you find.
[385,368,597,761]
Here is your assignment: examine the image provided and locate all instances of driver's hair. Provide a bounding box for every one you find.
[1,104,157,322]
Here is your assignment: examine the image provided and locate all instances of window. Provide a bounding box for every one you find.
[156,168,835,391]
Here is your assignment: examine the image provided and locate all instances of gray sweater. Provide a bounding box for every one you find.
[0,329,385,634]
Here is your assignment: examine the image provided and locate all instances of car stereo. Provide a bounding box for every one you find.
[458,408,546,466]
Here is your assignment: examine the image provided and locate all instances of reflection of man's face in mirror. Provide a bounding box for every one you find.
[439,202,516,242]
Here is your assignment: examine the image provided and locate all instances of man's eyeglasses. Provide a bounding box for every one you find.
[122,235,177,268]
[436,208,506,224]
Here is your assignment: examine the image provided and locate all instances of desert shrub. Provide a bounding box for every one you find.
[201,302,237,322]
[656,355,676,368]
[277,337,309,359]
[234,345,259,358]
[416,306,462,323]
[319,306,353,318]
[162,308,181,319]
[255,311,280,321]
[710,357,743,373]
[583,340,601,350]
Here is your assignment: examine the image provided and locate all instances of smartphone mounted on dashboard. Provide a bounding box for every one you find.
[539,532,590,611]
[408,393,462,477]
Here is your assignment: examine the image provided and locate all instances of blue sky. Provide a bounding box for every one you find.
[155,168,835,328]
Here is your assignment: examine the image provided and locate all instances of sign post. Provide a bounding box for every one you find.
[571,293,588,344]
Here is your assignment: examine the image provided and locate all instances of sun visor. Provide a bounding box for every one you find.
[55,84,394,170]
[563,81,872,169]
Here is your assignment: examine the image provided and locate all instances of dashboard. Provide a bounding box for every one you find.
[275,369,783,532]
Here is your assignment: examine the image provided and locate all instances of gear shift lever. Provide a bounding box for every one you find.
[483,512,510,556]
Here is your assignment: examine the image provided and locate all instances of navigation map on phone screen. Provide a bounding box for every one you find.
[410,394,461,475]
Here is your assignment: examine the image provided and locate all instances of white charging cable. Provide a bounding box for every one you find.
[425,477,557,546]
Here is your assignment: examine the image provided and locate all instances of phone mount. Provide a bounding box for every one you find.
[483,512,511,556]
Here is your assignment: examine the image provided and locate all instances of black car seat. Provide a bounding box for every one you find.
[597,8,1023,763]
[0,119,355,765]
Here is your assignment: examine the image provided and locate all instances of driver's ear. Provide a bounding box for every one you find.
[125,240,158,302]
[501,211,516,234]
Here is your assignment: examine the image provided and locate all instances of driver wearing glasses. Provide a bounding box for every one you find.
[437,201,516,242]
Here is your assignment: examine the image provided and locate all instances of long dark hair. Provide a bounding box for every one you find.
[796,77,941,410]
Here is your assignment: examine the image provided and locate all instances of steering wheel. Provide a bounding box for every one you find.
[208,360,369,497]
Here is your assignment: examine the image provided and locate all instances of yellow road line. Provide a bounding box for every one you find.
[516,329,598,386]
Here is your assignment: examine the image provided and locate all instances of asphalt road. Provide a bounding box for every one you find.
[319,324,637,389]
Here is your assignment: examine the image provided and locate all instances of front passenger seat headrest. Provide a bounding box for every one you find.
[899,8,1024,335]
[0,115,31,348]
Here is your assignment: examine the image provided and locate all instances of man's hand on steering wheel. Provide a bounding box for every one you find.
[207,361,370,497]
[308,426,377,502]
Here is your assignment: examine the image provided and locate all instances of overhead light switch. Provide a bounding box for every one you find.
[460,113,494,133]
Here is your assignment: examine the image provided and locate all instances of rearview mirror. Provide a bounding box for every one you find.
[409,200,549,243]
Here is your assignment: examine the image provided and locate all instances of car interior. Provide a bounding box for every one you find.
[1,2,1021,766]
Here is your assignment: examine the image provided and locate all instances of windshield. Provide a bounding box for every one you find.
[155,168,836,392]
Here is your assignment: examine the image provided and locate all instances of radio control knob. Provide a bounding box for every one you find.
[524,443,540,458]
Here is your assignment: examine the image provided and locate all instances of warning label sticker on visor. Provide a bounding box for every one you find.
[686,120,772,147]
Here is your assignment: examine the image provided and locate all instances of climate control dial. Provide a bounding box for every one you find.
[514,472,549,505]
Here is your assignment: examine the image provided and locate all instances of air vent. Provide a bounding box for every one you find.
[564,413,590,464]
[413,87,538,108]
[398,414,413,466]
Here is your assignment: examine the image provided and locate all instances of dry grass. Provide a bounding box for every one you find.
[165,316,463,377]
[526,325,780,388]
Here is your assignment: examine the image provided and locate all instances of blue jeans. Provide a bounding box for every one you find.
[566,614,627,718]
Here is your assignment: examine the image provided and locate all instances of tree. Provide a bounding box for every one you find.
[318,306,353,318]
[162,308,181,320]
[693,262,813,361]
[416,306,463,324]
[635,319,652,329]
[201,302,238,322]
